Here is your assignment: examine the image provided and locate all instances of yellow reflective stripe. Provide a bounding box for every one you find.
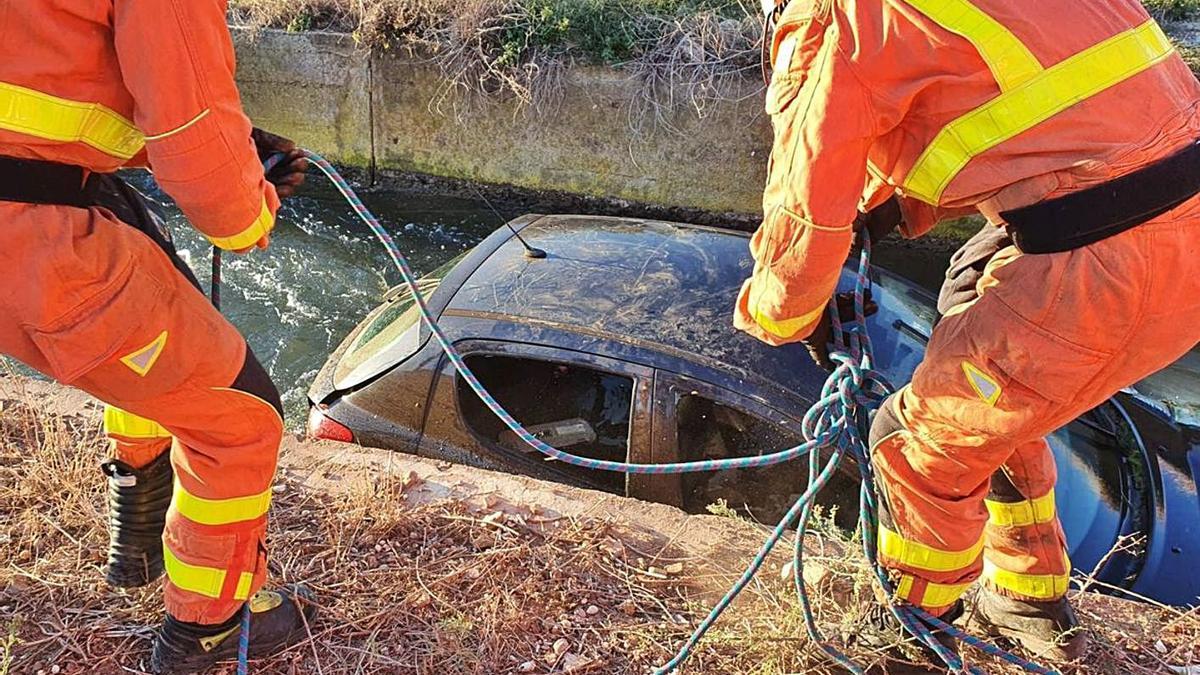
[234,572,255,601]
[205,198,275,251]
[902,0,1042,91]
[879,525,984,573]
[0,81,143,160]
[895,574,973,607]
[164,546,224,598]
[173,481,272,526]
[144,109,210,142]
[904,20,1175,203]
[753,301,826,340]
[983,559,1070,600]
[163,546,254,600]
[103,405,170,440]
[986,491,1056,528]
[748,269,829,341]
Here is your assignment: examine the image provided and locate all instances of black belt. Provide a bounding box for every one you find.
[0,155,93,207]
[1002,140,1200,254]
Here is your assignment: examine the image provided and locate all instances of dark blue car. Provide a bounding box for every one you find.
[308,214,1200,607]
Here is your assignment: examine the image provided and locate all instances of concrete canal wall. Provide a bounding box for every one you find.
[232,28,770,215]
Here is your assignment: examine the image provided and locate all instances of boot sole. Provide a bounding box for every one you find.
[155,632,304,675]
[152,586,318,674]
[966,613,1088,662]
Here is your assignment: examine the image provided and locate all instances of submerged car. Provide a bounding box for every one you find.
[308,214,1200,607]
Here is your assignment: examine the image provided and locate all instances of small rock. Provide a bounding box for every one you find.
[518,660,537,673]
[780,560,795,581]
[562,653,597,673]
[553,638,571,655]
[271,484,287,494]
[51,667,61,674]
[1158,640,1170,654]
[802,562,832,589]
[586,604,600,616]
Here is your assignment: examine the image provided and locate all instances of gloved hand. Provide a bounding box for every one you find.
[251,128,308,198]
[853,196,903,249]
[801,289,878,371]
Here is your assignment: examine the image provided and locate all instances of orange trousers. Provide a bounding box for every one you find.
[0,189,283,624]
[869,199,1200,614]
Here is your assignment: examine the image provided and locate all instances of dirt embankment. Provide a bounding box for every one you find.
[3,375,1198,674]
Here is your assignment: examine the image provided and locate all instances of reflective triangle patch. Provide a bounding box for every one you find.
[962,361,1001,407]
[120,331,168,377]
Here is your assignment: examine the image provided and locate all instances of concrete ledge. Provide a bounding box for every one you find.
[232,28,769,214]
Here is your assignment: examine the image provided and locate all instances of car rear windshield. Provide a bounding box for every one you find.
[335,253,466,386]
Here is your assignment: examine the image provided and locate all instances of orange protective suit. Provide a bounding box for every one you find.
[0,1,283,624]
[737,0,1200,613]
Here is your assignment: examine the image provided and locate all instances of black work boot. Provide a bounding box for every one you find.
[966,588,1088,661]
[150,585,317,674]
[857,600,965,667]
[102,452,173,587]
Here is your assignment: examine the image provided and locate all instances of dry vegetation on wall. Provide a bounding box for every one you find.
[5,379,1200,674]
[229,0,1200,115]
[229,0,762,114]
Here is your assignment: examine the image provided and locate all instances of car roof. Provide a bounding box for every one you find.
[445,215,828,397]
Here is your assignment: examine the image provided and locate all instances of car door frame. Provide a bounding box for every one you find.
[423,337,655,495]
[633,369,815,509]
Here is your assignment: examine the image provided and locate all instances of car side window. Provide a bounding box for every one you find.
[456,354,633,493]
[676,392,860,528]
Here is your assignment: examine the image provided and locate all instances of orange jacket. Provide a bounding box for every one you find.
[737,0,1200,345]
[0,0,277,251]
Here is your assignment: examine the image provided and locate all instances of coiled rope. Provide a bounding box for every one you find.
[231,151,1057,675]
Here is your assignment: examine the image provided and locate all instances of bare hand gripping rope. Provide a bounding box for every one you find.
[223,152,1057,675]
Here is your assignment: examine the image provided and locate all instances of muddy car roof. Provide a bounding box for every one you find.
[445,214,829,397]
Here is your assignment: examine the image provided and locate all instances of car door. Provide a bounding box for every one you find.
[642,371,863,528]
[422,339,654,495]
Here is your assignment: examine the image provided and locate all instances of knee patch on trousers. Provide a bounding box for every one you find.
[868,393,906,529]
[230,347,283,418]
[988,469,1026,503]
[869,392,905,450]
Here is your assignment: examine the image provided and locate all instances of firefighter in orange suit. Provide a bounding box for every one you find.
[738,0,1200,661]
[0,1,313,671]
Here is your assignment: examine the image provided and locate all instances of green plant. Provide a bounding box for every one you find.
[286,11,315,32]
[705,498,745,521]
[1,620,19,675]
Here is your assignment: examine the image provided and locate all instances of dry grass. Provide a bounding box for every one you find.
[3,382,1200,674]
